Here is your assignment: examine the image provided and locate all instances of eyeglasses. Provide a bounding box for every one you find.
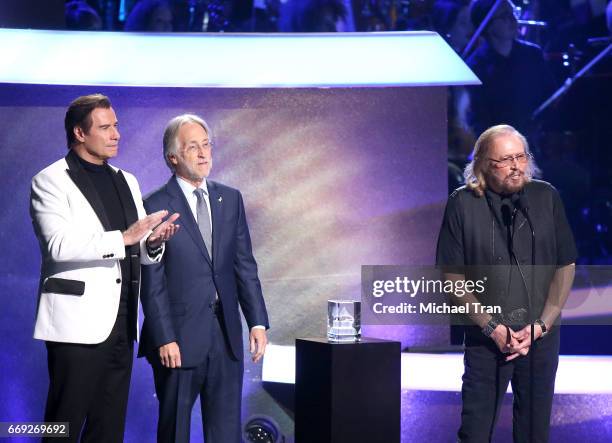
[185,141,214,153]
[487,152,530,168]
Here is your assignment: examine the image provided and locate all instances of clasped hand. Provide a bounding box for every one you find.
[491,324,543,361]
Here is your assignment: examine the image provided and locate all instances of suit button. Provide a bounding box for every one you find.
[110,253,114,258]
[116,278,121,284]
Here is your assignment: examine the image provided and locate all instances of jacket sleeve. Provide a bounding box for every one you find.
[551,187,577,266]
[436,190,465,271]
[140,259,177,349]
[140,196,176,349]
[30,169,125,263]
[233,191,270,330]
[122,171,164,265]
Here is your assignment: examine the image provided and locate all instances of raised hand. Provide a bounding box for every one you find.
[123,210,169,246]
[147,212,180,248]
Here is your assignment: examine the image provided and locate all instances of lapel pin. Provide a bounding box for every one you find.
[218,196,223,203]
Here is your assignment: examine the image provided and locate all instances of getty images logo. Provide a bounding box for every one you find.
[371,276,487,298]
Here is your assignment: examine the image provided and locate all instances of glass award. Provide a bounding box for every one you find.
[327,300,361,343]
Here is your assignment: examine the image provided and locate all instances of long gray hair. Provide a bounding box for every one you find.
[463,124,540,197]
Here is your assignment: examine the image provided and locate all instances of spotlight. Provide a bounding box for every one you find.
[242,414,284,443]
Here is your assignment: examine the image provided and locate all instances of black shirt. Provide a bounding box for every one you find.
[436,180,577,327]
[76,155,133,319]
[467,39,555,136]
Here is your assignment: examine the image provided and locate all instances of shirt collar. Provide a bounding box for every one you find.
[75,153,109,173]
[176,175,208,197]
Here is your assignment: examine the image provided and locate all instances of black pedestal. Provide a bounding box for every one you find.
[295,337,401,443]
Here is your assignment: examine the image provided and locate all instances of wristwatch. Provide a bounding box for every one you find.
[482,317,499,337]
[146,242,163,257]
[534,319,548,337]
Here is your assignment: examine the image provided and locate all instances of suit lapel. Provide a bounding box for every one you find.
[65,150,112,231]
[108,168,140,257]
[207,181,223,266]
[167,176,212,266]
[108,169,138,227]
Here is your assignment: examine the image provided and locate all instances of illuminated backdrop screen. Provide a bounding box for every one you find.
[0,84,447,440]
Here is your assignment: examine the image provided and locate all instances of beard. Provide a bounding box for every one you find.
[487,169,527,195]
[180,160,211,182]
[183,166,205,182]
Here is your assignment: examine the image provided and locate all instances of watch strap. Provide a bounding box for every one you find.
[535,319,548,336]
[482,317,499,337]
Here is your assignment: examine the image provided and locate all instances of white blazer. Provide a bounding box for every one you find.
[30,154,161,344]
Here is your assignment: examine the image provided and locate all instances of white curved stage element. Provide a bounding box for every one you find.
[262,344,612,394]
[0,29,480,88]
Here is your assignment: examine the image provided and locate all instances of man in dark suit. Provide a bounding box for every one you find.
[30,94,179,442]
[139,114,269,443]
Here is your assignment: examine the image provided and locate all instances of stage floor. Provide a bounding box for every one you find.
[401,390,612,442]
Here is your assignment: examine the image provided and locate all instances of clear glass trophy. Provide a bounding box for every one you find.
[327,300,361,343]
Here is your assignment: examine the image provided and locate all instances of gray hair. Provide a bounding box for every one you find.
[162,114,212,171]
[463,124,540,197]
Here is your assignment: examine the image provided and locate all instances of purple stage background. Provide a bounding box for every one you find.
[0,84,448,441]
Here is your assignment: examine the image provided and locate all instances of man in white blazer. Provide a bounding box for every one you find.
[30,94,179,442]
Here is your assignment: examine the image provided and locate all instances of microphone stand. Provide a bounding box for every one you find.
[461,0,505,59]
[518,198,536,443]
[532,43,612,119]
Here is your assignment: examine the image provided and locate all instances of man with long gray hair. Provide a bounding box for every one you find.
[138,114,269,442]
[436,124,576,441]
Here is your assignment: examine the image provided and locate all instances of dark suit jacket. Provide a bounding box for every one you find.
[138,175,269,366]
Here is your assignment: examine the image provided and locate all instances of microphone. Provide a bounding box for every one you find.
[510,193,527,212]
[516,194,529,213]
[501,202,513,227]
[514,193,534,261]
[511,194,533,231]
[515,195,535,263]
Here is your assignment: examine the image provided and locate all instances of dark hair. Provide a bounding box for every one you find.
[64,94,112,148]
[124,0,172,32]
[432,0,469,36]
[469,0,498,29]
[290,0,347,32]
[65,1,102,31]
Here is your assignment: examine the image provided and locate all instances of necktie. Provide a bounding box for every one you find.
[194,188,212,259]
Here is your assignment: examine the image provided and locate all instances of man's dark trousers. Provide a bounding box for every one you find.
[44,307,134,443]
[151,305,243,443]
[458,327,560,443]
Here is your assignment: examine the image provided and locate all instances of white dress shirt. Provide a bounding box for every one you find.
[176,176,212,234]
